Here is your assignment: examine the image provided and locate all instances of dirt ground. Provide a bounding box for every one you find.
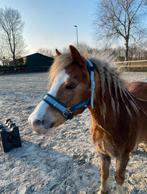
[0,72,147,194]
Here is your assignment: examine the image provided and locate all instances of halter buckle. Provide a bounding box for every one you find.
[63,110,73,120]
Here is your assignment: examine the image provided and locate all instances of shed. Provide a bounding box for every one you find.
[0,53,54,74]
[23,53,54,72]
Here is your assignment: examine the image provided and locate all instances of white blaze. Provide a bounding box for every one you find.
[28,70,69,124]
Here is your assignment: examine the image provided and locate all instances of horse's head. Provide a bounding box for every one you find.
[28,46,91,134]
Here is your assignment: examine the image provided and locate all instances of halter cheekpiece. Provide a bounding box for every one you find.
[43,60,95,120]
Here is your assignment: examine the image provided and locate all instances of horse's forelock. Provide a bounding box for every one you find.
[48,53,72,85]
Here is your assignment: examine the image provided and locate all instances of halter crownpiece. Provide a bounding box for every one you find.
[86,60,95,109]
[43,59,95,120]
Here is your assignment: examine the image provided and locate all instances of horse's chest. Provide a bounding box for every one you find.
[92,126,119,157]
[97,136,118,157]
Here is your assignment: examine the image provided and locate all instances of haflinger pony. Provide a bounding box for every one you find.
[28,46,147,194]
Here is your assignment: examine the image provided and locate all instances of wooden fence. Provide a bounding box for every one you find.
[114,60,147,71]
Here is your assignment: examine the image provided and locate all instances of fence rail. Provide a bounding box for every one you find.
[114,60,147,68]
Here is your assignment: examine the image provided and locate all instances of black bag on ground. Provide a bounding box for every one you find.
[0,119,21,153]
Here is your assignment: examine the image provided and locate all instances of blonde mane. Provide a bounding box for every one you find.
[90,58,139,121]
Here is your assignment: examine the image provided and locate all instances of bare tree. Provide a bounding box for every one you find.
[96,0,147,61]
[38,48,54,57]
[76,42,91,56]
[0,8,25,64]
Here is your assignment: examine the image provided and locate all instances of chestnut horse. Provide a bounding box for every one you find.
[127,81,147,100]
[29,46,147,193]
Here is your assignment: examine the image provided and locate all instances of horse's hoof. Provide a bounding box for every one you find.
[97,190,109,194]
[115,185,126,194]
[143,145,147,152]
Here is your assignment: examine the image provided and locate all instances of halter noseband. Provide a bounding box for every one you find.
[43,60,95,120]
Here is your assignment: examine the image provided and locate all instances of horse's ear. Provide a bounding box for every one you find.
[55,49,61,56]
[69,45,84,64]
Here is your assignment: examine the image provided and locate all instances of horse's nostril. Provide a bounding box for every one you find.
[32,119,42,127]
[50,122,55,128]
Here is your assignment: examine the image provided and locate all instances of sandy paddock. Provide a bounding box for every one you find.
[0,72,147,194]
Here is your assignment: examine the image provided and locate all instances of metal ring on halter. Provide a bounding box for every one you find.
[63,110,73,120]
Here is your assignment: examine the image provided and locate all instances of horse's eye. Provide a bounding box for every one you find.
[66,83,76,90]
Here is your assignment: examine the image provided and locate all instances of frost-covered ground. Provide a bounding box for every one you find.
[0,72,147,194]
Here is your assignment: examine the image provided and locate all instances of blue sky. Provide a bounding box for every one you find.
[0,0,98,54]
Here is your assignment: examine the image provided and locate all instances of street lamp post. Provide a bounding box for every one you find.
[74,25,79,48]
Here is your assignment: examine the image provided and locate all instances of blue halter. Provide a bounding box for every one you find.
[43,60,95,120]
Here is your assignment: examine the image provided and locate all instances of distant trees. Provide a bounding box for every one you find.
[75,42,91,56]
[0,8,25,65]
[95,0,147,61]
[38,48,54,57]
[73,42,147,61]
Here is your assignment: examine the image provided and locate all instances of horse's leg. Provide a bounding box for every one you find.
[115,154,129,194]
[98,154,111,194]
[143,144,147,152]
[141,143,147,152]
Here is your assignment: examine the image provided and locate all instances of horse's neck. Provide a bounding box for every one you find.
[89,69,115,130]
[89,91,115,132]
[88,68,144,135]
[88,66,147,146]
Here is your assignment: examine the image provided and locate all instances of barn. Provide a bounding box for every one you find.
[21,53,54,72]
[0,53,54,74]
